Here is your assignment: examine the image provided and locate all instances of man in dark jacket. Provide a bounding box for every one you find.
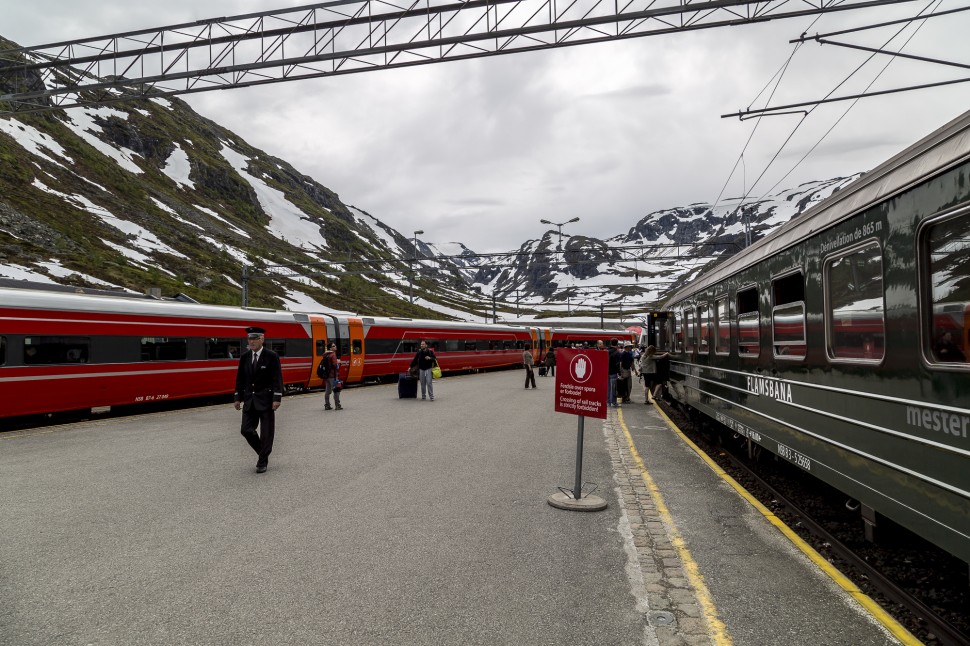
[607,338,620,407]
[234,326,284,473]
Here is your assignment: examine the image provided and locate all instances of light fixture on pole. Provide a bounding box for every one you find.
[409,230,424,304]
[539,216,580,252]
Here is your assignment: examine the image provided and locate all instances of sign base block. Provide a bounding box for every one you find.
[547,491,608,512]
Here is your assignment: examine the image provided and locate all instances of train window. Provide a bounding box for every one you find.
[267,340,286,356]
[24,336,91,364]
[771,272,806,359]
[684,309,696,352]
[399,339,419,354]
[316,340,327,355]
[0,337,4,365]
[674,312,684,352]
[206,338,242,359]
[140,337,187,361]
[464,340,478,351]
[924,211,970,365]
[444,339,459,352]
[658,315,673,352]
[737,287,760,358]
[364,339,394,354]
[825,242,885,362]
[698,304,710,353]
[339,340,350,357]
[352,340,362,355]
[715,297,730,355]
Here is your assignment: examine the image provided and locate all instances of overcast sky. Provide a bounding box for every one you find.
[6,1,969,251]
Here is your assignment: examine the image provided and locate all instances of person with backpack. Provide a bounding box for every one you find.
[318,342,343,410]
[410,340,437,401]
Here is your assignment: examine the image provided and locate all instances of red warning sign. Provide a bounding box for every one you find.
[554,348,608,420]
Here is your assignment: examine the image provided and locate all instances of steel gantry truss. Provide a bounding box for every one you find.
[0,0,918,115]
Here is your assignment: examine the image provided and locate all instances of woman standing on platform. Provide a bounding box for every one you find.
[410,340,437,401]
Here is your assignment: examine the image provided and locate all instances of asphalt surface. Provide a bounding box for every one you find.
[2,372,644,646]
[1,370,904,645]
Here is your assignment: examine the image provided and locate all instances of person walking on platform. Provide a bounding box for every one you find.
[321,342,342,410]
[619,342,635,404]
[607,338,620,407]
[544,348,556,377]
[523,345,537,389]
[410,340,437,401]
[234,326,283,474]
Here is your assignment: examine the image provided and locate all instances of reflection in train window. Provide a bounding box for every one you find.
[925,211,970,365]
[737,286,760,358]
[25,336,91,364]
[825,242,884,361]
[698,304,710,353]
[684,309,696,352]
[715,297,730,355]
[674,311,684,352]
[771,271,806,359]
[206,337,242,359]
[141,337,187,361]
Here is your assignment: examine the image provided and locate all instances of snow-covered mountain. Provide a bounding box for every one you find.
[0,34,857,320]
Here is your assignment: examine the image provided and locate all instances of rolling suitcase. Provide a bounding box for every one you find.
[538,366,547,377]
[398,372,418,399]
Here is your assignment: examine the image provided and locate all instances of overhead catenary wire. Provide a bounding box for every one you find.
[717,0,945,238]
[755,0,944,200]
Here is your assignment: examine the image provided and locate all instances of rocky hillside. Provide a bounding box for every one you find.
[0,34,857,319]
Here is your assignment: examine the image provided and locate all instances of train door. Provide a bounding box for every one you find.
[346,317,365,383]
[309,314,330,387]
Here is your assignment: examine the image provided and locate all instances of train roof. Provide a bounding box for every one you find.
[356,316,528,333]
[0,286,306,325]
[664,108,970,306]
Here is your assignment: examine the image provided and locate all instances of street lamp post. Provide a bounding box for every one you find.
[409,229,424,304]
[539,216,580,252]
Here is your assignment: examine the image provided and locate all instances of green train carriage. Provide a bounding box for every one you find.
[660,109,970,565]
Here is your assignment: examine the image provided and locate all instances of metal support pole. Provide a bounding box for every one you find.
[492,294,497,323]
[600,304,604,328]
[573,416,585,500]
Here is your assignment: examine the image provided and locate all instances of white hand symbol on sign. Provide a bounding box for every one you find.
[575,357,587,379]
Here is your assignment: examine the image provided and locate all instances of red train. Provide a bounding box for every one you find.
[0,286,634,421]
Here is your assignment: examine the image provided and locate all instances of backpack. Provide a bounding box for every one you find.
[317,351,333,379]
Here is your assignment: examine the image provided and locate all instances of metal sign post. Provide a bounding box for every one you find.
[548,348,608,512]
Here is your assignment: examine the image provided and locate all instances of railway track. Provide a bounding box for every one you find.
[657,400,970,646]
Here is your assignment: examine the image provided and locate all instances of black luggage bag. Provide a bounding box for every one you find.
[398,372,418,399]
[538,366,547,377]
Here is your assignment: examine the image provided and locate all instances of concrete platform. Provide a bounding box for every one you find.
[0,371,908,645]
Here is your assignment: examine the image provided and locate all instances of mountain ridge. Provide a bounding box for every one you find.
[0,34,858,319]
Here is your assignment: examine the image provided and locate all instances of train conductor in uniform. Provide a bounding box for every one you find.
[234,326,284,473]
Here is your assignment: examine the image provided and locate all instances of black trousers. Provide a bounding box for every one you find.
[524,366,536,388]
[240,407,275,466]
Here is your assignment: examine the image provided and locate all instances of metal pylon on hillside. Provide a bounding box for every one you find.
[0,0,917,115]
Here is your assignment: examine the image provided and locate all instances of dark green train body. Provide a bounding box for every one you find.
[660,110,970,564]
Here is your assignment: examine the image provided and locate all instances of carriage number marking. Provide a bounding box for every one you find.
[778,443,811,471]
[715,411,762,442]
[134,394,170,402]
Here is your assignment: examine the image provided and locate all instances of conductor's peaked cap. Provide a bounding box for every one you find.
[246,326,266,338]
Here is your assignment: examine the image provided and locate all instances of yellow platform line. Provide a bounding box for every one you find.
[617,407,732,646]
[647,401,921,646]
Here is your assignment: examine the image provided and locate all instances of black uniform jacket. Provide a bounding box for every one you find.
[234,349,284,411]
